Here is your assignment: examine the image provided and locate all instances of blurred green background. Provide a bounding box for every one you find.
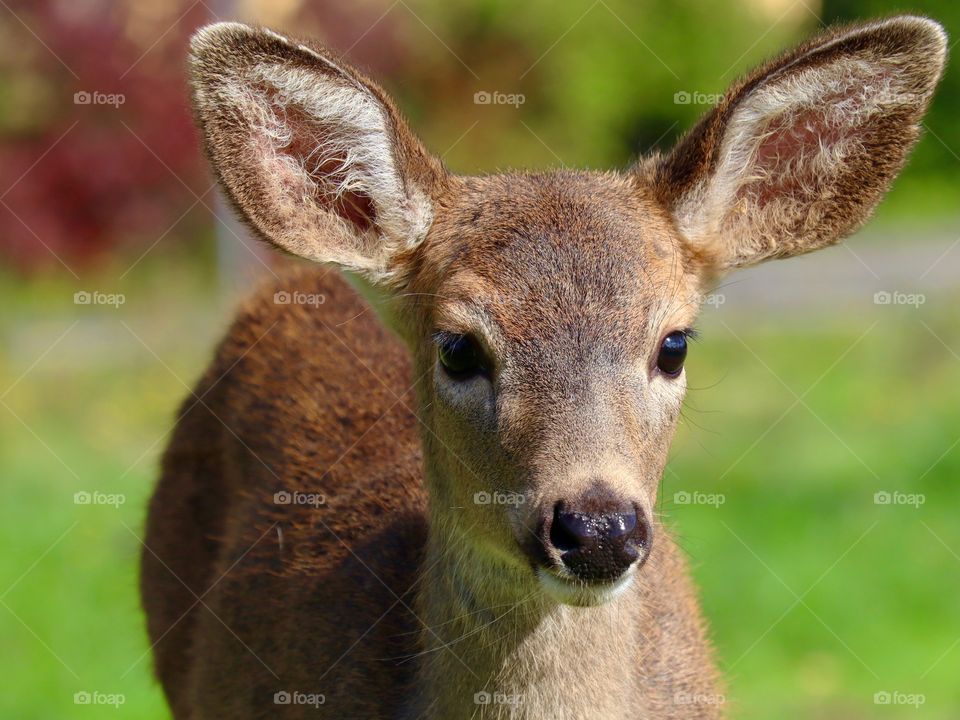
[1,0,958,717]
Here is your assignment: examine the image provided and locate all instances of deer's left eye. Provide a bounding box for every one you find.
[437,334,487,379]
[656,331,688,376]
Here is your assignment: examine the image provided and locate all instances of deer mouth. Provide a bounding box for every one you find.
[535,566,636,607]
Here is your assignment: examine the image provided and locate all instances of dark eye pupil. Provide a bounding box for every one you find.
[438,335,485,378]
[657,332,687,376]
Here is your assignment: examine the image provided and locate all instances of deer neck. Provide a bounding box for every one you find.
[408,506,645,719]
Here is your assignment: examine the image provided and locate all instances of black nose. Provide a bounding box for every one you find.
[548,501,650,582]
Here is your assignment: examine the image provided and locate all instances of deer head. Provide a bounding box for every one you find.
[189,17,945,607]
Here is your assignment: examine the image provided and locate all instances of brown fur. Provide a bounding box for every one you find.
[142,16,946,719]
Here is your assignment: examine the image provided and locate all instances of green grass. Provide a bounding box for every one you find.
[1,267,959,718]
[669,312,960,718]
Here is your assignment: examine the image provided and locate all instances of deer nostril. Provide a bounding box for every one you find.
[550,504,593,552]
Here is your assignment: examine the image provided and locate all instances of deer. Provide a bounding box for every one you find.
[140,15,946,719]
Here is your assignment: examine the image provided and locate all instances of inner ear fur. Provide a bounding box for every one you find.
[650,15,947,273]
[189,23,447,282]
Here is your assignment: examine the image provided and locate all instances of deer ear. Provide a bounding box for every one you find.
[189,23,446,283]
[653,16,946,273]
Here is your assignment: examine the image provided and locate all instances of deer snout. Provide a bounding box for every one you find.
[545,499,651,582]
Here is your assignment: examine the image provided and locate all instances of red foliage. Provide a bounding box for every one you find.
[0,0,425,273]
[0,1,210,271]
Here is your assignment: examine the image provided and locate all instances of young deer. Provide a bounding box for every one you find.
[141,16,946,719]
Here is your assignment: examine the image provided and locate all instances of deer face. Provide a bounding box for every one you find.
[188,18,945,605]
[405,172,701,604]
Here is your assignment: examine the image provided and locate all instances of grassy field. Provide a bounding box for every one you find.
[1,262,959,718]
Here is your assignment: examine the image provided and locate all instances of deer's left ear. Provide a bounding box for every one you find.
[652,15,947,273]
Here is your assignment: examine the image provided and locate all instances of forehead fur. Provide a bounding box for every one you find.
[411,170,701,352]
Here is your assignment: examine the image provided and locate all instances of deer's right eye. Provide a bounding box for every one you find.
[437,334,487,379]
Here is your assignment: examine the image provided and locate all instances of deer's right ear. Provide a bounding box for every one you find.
[189,23,446,283]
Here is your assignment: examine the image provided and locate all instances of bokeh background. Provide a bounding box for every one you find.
[1,0,958,717]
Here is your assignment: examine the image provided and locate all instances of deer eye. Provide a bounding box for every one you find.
[437,334,487,379]
[656,331,688,376]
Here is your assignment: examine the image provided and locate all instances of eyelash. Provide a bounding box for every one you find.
[432,329,462,347]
